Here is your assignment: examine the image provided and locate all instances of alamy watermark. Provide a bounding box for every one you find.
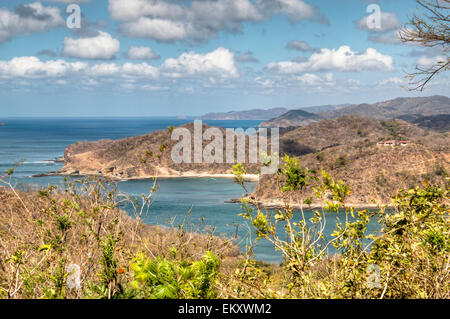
[66,263,82,289]
[366,264,381,289]
[171,121,279,174]
[366,4,382,30]
[66,4,81,29]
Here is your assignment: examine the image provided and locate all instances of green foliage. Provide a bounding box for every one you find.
[317,171,351,206]
[55,214,72,233]
[278,155,317,193]
[233,153,449,298]
[316,152,325,162]
[357,130,367,137]
[334,155,347,168]
[381,120,401,139]
[45,259,67,299]
[375,174,387,186]
[232,163,246,185]
[367,186,449,298]
[434,165,447,177]
[130,251,220,299]
[2,157,448,299]
[7,250,25,265]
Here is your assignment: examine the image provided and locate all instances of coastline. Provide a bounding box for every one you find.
[228,198,392,210]
[33,171,390,209]
[33,171,260,182]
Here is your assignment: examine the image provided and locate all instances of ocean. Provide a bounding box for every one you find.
[0,117,379,263]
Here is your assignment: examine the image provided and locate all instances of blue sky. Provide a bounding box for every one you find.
[0,0,448,117]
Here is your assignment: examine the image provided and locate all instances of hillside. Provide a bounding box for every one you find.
[300,103,350,114]
[260,109,322,128]
[57,116,450,206]
[397,114,450,132]
[260,95,450,128]
[200,107,288,120]
[253,116,450,207]
[321,95,450,120]
[0,183,242,299]
[59,123,262,180]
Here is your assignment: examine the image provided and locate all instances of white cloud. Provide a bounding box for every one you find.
[0,48,237,82]
[120,18,188,42]
[0,2,64,43]
[88,63,120,76]
[87,62,160,79]
[109,0,324,42]
[378,77,404,86]
[141,84,169,91]
[191,0,263,25]
[267,46,394,74]
[108,0,184,21]
[161,47,239,78]
[116,0,262,42]
[254,76,274,88]
[127,46,160,60]
[357,11,402,33]
[296,73,334,86]
[416,55,447,69]
[62,31,120,60]
[368,32,402,45]
[258,0,316,22]
[357,10,407,45]
[254,71,364,94]
[121,62,159,78]
[0,56,87,79]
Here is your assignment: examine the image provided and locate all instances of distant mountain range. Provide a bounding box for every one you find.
[300,104,351,114]
[260,95,450,129]
[200,107,288,120]
[321,95,450,120]
[199,104,351,120]
[397,114,450,133]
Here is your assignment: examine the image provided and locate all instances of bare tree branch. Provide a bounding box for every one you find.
[399,0,449,90]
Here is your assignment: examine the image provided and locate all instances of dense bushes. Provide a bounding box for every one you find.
[0,175,238,299]
[231,156,449,298]
[0,159,448,299]
[130,251,220,299]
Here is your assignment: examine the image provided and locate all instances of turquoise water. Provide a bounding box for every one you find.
[1,118,380,264]
[0,117,262,178]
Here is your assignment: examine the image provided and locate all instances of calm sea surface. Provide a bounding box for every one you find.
[0,118,379,263]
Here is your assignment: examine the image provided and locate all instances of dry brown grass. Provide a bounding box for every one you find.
[0,178,242,299]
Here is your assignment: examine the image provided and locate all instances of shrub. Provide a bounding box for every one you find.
[334,155,347,168]
[130,251,220,299]
[232,155,450,298]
